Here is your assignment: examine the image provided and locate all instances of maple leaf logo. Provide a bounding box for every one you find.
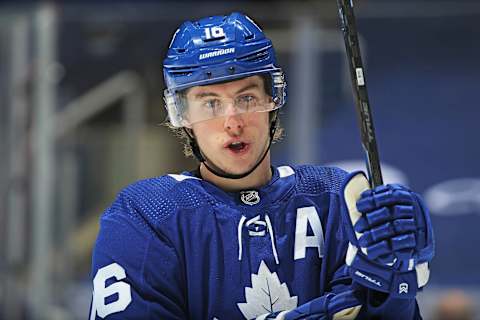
[237,261,298,319]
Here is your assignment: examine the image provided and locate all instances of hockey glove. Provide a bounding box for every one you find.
[340,171,434,298]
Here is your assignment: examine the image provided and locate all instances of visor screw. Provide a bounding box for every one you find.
[228,66,235,74]
[206,71,212,78]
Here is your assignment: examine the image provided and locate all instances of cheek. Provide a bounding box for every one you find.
[248,113,270,135]
[191,121,222,146]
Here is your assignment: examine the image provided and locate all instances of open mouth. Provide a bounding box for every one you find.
[227,141,248,153]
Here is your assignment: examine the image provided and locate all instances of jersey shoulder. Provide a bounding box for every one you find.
[291,164,349,195]
[102,173,212,231]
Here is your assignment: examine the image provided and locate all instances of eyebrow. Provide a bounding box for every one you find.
[235,83,261,94]
[192,82,261,99]
[193,92,220,99]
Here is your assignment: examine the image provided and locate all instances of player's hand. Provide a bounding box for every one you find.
[340,171,435,298]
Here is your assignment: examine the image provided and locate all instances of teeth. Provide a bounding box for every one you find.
[231,142,242,146]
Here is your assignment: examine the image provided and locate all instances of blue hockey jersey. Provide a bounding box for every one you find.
[90,165,421,319]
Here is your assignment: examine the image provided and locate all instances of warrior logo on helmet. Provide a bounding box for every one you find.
[199,48,235,60]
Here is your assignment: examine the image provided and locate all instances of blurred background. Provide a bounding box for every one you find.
[0,0,479,319]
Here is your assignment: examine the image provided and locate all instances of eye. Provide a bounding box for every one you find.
[239,95,255,103]
[202,99,223,113]
[236,95,258,110]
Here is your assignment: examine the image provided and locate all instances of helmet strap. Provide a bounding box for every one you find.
[183,112,278,180]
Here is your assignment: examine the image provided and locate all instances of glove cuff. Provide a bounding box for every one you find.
[348,244,430,298]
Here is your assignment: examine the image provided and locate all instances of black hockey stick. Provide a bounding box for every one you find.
[336,0,384,188]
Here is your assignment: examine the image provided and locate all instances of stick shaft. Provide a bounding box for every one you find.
[336,0,383,187]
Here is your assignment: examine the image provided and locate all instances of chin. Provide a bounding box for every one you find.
[222,165,252,176]
[221,160,256,175]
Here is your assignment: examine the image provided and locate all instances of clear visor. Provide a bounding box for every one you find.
[164,70,286,127]
[184,95,277,126]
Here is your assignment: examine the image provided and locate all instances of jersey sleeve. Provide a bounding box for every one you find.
[89,191,187,319]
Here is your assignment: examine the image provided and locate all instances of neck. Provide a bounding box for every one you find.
[199,153,272,192]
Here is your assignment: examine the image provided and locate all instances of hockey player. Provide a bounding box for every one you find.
[90,12,434,319]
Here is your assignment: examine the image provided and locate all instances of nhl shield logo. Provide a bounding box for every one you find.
[240,190,260,206]
[399,283,409,294]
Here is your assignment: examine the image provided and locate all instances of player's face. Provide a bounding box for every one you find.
[185,76,271,175]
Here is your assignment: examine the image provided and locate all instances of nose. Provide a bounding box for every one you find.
[224,112,245,135]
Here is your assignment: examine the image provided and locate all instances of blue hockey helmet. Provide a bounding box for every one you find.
[163,12,286,127]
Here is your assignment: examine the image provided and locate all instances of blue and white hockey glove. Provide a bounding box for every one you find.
[340,171,435,298]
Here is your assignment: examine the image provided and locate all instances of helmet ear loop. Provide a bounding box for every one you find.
[186,110,279,180]
[269,110,279,140]
[183,127,206,162]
